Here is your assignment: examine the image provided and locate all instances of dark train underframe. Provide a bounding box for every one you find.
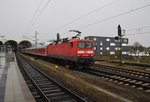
[23,53,94,69]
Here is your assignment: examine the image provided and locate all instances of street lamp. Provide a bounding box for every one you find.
[0,35,5,43]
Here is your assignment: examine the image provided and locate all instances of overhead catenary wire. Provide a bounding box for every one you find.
[26,0,44,33]
[126,25,150,36]
[126,25,150,32]
[26,0,52,34]
[57,0,120,29]
[125,32,150,37]
[31,0,44,26]
[76,3,150,29]
[32,0,52,26]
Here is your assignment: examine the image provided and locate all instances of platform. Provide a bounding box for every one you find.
[0,52,35,102]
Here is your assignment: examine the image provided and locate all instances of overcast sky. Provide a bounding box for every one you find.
[0,0,150,47]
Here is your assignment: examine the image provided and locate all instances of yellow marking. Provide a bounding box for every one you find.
[145,90,150,92]
[55,66,58,69]
[122,61,125,63]
[43,64,58,71]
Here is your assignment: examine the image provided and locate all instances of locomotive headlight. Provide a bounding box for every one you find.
[78,51,84,54]
[87,51,93,54]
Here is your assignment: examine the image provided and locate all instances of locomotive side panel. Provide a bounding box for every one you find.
[47,43,69,59]
[68,41,78,57]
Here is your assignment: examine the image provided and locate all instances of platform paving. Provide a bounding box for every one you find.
[0,52,35,102]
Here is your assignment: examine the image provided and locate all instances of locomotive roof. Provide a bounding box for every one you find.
[49,39,93,45]
[69,39,93,42]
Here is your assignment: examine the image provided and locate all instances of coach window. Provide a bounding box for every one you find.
[70,42,73,48]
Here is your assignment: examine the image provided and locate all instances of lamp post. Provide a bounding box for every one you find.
[0,35,5,42]
[34,31,38,49]
[4,39,7,52]
[0,36,5,52]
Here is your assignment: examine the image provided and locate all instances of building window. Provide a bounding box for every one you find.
[94,38,97,41]
[122,52,127,54]
[100,42,103,46]
[110,43,115,46]
[110,52,115,54]
[94,47,97,50]
[94,42,97,46]
[100,47,102,50]
[106,47,109,50]
[122,44,127,46]
[106,38,110,41]
[100,52,102,54]
[115,47,118,50]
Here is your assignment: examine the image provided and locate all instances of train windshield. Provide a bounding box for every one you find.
[78,42,92,48]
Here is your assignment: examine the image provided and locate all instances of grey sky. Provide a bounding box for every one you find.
[0,0,150,47]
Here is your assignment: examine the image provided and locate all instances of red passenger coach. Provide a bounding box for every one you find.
[22,45,47,56]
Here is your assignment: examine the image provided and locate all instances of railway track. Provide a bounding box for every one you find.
[84,65,150,92]
[95,60,150,68]
[94,64,150,79]
[16,54,87,102]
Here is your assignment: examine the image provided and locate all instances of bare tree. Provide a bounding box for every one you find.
[148,46,150,57]
[132,42,144,61]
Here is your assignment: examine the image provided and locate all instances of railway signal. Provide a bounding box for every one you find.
[115,36,119,40]
[115,25,125,66]
[118,25,122,36]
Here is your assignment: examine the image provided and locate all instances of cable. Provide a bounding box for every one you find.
[32,0,52,26]
[57,0,119,29]
[77,4,150,29]
[31,0,44,25]
[126,25,150,32]
[125,25,150,36]
[126,32,150,36]
[25,0,44,33]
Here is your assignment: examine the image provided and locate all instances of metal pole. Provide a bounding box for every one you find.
[118,25,122,66]
[0,36,5,52]
[119,36,122,66]
[35,31,38,49]
[34,31,38,59]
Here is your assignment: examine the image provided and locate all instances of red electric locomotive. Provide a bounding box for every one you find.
[22,31,94,69]
[47,39,94,68]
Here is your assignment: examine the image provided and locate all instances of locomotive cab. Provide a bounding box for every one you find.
[68,39,94,68]
[77,41,94,57]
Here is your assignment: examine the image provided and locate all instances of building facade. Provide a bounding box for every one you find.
[84,36,129,55]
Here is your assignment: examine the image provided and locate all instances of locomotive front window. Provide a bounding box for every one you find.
[78,42,92,48]
[85,42,92,48]
[78,42,85,48]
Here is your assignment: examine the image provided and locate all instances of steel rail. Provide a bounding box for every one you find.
[94,64,150,79]
[16,54,50,102]
[85,67,150,91]
[16,53,87,102]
